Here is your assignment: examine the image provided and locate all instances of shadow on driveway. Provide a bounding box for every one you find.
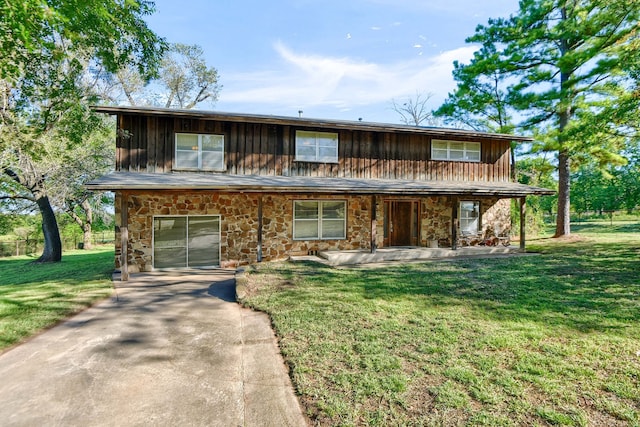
[0,270,307,427]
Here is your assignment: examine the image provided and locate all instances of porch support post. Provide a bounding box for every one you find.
[451,197,458,250]
[519,196,526,252]
[370,195,377,254]
[257,194,263,262]
[120,191,129,282]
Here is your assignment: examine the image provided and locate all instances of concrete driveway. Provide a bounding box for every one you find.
[0,270,307,427]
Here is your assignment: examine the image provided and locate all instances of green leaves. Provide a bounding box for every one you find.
[436,0,640,236]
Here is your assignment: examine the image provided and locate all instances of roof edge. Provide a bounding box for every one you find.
[90,105,533,142]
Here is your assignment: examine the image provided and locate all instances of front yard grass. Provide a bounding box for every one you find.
[241,223,640,426]
[0,246,115,352]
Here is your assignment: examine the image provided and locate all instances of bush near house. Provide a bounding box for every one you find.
[241,222,640,426]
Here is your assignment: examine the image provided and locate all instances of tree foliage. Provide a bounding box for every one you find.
[436,0,640,237]
[434,44,515,135]
[108,42,221,109]
[0,0,165,262]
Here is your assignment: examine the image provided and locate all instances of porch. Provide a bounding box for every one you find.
[304,244,523,267]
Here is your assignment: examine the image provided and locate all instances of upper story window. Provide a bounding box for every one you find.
[295,131,339,163]
[432,139,480,162]
[175,133,225,170]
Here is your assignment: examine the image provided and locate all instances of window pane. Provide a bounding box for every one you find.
[432,141,447,150]
[202,135,224,152]
[154,217,187,247]
[187,216,220,267]
[466,150,480,161]
[202,152,224,170]
[294,201,319,219]
[432,148,448,160]
[321,219,345,239]
[154,217,187,268]
[465,143,480,161]
[297,144,316,160]
[318,146,338,162]
[176,151,198,168]
[449,149,465,160]
[154,247,187,269]
[176,134,198,150]
[318,135,337,148]
[321,201,345,219]
[294,220,319,239]
[450,142,465,151]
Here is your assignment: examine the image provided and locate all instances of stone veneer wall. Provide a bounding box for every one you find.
[114,191,373,272]
[114,191,512,272]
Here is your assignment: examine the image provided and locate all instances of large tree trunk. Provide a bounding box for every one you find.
[4,166,63,262]
[35,195,62,263]
[555,149,571,237]
[83,225,93,250]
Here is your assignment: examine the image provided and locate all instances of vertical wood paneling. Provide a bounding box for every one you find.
[115,115,515,182]
[282,126,290,176]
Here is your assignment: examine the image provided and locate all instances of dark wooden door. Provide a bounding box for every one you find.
[383,200,420,247]
[391,201,413,246]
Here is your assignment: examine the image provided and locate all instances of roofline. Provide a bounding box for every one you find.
[90,105,533,143]
[85,172,556,197]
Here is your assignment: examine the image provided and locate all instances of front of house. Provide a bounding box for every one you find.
[86,106,553,278]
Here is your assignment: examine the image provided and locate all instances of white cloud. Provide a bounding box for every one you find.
[218,42,475,117]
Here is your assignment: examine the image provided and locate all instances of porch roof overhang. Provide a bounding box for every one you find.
[85,172,555,198]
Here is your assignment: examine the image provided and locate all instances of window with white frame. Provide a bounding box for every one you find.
[175,133,225,170]
[459,201,480,235]
[295,131,339,163]
[293,200,346,240]
[432,139,480,162]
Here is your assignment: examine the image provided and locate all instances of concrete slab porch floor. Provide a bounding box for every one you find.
[0,270,307,427]
[313,245,522,266]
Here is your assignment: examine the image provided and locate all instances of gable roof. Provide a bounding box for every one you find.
[86,172,554,197]
[91,105,532,143]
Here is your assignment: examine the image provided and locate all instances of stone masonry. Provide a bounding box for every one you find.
[114,191,511,272]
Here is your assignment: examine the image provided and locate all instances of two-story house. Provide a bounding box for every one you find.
[86,106,553,280]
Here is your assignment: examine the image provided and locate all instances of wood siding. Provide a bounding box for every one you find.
[116,114,512,182]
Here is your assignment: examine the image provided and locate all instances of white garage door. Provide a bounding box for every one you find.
[153,216,220,269]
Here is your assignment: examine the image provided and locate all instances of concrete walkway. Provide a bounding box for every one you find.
[0,270,307,427]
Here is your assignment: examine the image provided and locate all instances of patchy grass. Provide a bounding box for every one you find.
[0,246,115,351]
[241,223,640,426]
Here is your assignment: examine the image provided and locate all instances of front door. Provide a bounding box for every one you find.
[384,201,419,247]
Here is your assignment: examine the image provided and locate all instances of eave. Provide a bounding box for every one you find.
[85,172,555,198]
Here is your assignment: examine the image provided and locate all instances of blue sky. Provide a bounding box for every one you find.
[145,0,519,124]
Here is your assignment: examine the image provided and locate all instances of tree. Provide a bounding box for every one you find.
[55,117,115,250]
[434,44,514,135]
[1,0,165,262]
[109,43,221,109]
[391,92,438,126]
[434,44,518,177]
[439,0,640,237]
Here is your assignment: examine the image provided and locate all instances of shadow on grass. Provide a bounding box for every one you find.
[0,250,114,288]
[281,241,639,334]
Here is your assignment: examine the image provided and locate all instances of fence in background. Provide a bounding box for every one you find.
[0,232,114,258]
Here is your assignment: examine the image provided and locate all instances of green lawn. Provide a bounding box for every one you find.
[241,223,640,426]
[0,246,115,351]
